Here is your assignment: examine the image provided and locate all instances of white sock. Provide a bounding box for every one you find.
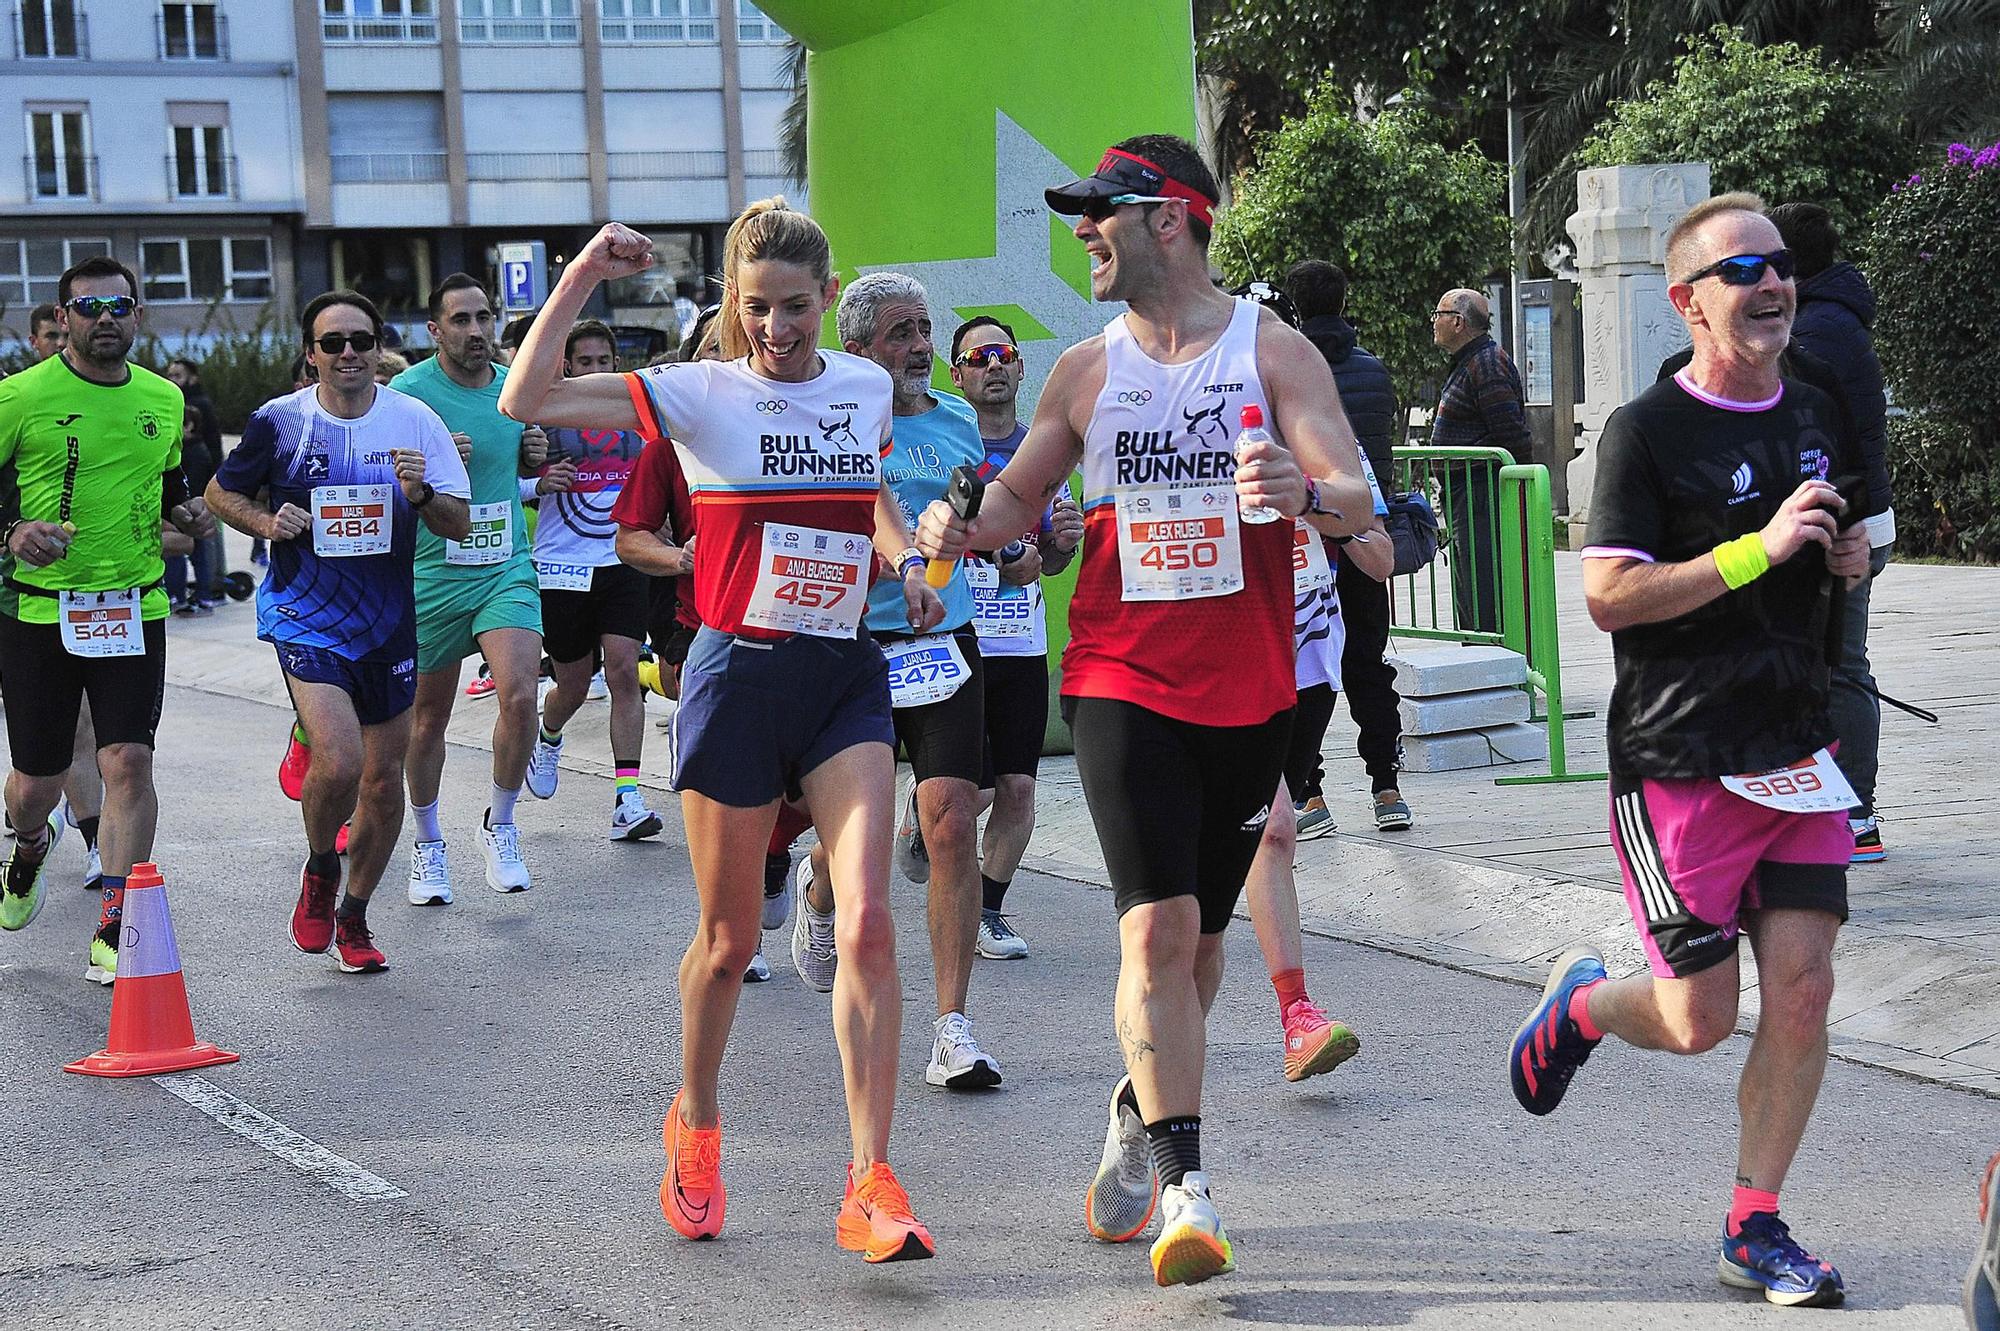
[412,800,442,843]
[490,782,521,826]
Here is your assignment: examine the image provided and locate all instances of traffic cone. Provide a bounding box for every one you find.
[65,862,238,1078]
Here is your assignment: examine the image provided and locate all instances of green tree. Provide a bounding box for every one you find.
[1214,90,1509,405]
[1575,26,1908,242]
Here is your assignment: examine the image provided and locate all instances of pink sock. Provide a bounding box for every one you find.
[1729,1185,1780,1234]
[1271,968,1308,1014]
[1568,979,1604,1041]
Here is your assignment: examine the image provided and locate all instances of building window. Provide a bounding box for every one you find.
[331,233,432,318]
[140,236,271,303]
[321,0,434,43]
[26,108,92,199]
[169,123,232,198]
[599,0,712,44]
[0,235,109,306]
[16,0,86,57]
[459,0,575,42]
[735,2,784,42]
[159,1,225,58]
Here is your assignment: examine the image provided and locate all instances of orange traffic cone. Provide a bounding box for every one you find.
[65,862,238,1078]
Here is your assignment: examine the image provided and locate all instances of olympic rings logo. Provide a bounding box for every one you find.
[1116,390,1153,405]
[756,399,789,414]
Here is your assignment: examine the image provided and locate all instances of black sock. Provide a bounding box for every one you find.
[980,874,1010,913]
[336,893,368,920]
[1145,1115,1202,1189]
[764,852,790,898]
[307,849,340,878]
[78,815,100,849]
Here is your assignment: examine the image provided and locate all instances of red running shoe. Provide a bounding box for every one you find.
[278,727,311,801]
[333,912,387,973]
[837,1162,934,1263]
[661,1089,725,1239]
[290,860,339,954]
[335,821,351,856]
[465,670,496,699]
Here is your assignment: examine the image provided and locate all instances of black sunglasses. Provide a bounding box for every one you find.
[313,331,380,355]
[1682,249,1795,286]
[68,295,136,319]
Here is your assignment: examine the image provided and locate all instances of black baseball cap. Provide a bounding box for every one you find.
[1046,148,1217,228]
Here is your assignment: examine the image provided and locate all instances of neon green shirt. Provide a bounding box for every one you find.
[0,354,183,624]
[390,355,531,581]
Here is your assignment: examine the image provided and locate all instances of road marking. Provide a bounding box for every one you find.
[153,1072,408,1201]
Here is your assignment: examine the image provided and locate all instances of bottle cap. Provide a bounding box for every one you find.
[1239,404,1264,429]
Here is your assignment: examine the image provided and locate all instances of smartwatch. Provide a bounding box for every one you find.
[410,482,437,510]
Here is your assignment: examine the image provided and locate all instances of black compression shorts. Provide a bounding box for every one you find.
[981,653,1048,783]
[881,625,986,786]
[0,614,166,776]
[541,563,649,665]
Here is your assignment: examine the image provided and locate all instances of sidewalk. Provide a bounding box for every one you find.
[168,539,2000,1095]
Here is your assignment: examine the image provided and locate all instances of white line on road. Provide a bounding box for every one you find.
[152,1072,409,1201]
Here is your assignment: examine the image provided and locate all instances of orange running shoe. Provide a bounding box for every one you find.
[660,1090,724,1240]
[278,725,311,802]
[837,1162,935,1263]
[1281,998,1361,1082]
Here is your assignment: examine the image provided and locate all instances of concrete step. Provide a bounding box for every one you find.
[1402,721,1549,772]
[1387,644,1527,697]
[1400,686,1532,736]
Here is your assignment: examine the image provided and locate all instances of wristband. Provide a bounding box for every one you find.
[896,548,925,581]
[410,482,436,510]
[1713,532,1769,590]
[1304,478,1325,516]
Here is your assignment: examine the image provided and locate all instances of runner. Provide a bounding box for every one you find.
[1510,194,1867,1308]
[499,204,944,1262]
[917,134,1373,1286]
[391,275,547,903]
[206,289,472,973]
[0,255,216,984]
[947,315,1083,960]
[520,319,664,843]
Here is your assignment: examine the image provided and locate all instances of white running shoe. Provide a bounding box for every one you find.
[407,838,452,906]
[480,815,531,893]
[743,950,771,983]
[1085,1075,1157,1242]
[586,669,609,701]
[524,734,562,799]
[789,855,836,992]
[893,785,929,885]
[925,1011,1002,1089]
[82,842,102,894]
[976,910,1029,960]
[1150,1172,1235,1287]
[609,790,663,841]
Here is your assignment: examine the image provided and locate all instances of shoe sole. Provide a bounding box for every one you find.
[336,957,389,974]
[1375,814,1413,831]
[837,1217,934,1262]
[1510,946,1602,1115]
[1294,818,1337,842]
[1285,1026,1361,1082]
[1967,1151,2000,1329]
[975,940,1029,960]
[925,1060,1002,1090]
[408,888,452,906]
[1718,1256,1845,1307]
[1152,1224,1234,1286]
[1850,848,1885,863]
[609,814,664,842]
[84,964,114,986]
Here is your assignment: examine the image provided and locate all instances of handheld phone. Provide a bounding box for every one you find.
[925,466,985,588]
[1830,472,1871,531]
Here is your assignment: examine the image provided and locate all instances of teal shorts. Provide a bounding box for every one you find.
[415,560,543,673]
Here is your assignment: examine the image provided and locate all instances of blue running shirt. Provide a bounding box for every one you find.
[865,392,983,634]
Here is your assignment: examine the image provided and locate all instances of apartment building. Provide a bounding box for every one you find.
[1,0,795,343]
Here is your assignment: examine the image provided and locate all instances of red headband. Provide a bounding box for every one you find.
[1098,149,1216,229]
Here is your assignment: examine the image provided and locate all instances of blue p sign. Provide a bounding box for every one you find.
[503,261,533,307]
[497,241,547,315]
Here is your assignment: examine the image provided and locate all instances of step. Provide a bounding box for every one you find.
[1387,644,1527,697]
[1399,686,1532,736]
[1401,721,1549,773]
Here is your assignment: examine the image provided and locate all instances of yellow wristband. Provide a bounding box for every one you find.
[1713,532,1769,590]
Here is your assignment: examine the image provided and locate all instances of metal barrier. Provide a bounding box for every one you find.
[1390,445,1604,785]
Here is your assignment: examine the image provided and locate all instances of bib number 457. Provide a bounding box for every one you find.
[772,579,846,610]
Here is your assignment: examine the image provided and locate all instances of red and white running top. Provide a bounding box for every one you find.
[624,352,892,641]
[1064,298,1295,727]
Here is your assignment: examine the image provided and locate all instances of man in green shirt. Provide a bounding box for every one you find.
[0,256,215,984]
[390,274,548,902]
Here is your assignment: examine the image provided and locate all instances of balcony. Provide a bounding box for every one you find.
[157,6,228,59]
[330,151,447,183]
[607,150,726,179]
[459,13,575,41]
[465,151,587,181]
[321,9,435,42]
[166,153,239,200]
[23,153,97,201]
[13,0,88,57]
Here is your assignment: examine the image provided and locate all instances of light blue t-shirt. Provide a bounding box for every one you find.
[865,392,982,634]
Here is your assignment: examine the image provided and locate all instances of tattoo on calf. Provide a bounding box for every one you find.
[1118,1018,1157,1066]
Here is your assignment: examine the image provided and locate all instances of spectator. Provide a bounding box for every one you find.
[1289,259,1411,831]
[165,400,217,614]
[27,302,61,364]
[1768,201,1895,862]
[1428,287,1529,634]
[164,357,226,601]
[375,349,410,383]
[497,314,534,366]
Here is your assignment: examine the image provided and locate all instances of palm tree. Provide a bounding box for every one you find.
[779,37,808,188]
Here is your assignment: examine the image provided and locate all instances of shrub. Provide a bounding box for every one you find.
[1886,411,2000,562]
[1215,90,1509,407]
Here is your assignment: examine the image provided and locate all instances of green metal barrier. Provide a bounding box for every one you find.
[1390,446,1605,785]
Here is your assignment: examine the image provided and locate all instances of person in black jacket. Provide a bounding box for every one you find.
[165,357,230,601]
[1769,202,1894,861]
[1288,260,1412,831]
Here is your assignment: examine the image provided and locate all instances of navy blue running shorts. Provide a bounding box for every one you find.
[276,641,417,727]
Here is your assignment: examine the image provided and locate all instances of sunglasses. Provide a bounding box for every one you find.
[313,331,380,355]
[953,343,1020,369]
[1682,249,1795,286]
[68,295,136,319]
[1077,193,1176,223]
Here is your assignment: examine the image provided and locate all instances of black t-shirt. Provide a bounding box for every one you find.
[1587,373,1858,778]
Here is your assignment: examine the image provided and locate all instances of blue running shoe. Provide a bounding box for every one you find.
[1509,946,1606,1115]
[1719,1212,1845,1307]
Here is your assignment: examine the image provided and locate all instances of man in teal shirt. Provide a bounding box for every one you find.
[391,274,556,903]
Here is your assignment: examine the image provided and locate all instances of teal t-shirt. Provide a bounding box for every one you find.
[391,355,530,580]
[865,392,980,634]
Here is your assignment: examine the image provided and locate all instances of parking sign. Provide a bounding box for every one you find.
[498,241,546,315]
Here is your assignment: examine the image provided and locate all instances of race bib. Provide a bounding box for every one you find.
[967,559,1034,641]
[741,522,869,639]
[1720,748,1858,814]
[445,502,513,566]
[1113,482,1243,602]
[1292,520,1332,595]
[311,484,394,558]
[881,632,971,708]
[59,588,143,658]
[535,560,595,592]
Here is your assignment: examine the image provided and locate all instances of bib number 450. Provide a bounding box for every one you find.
[1139,541,1219,572]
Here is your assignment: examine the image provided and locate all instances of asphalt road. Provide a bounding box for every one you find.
[3,684,1991,1329]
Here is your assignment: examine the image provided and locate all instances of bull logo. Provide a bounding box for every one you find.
[1182,398,1229,443]
[820,413,858,448]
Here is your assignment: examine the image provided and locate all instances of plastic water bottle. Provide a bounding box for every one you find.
[1236,403,1282,524]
